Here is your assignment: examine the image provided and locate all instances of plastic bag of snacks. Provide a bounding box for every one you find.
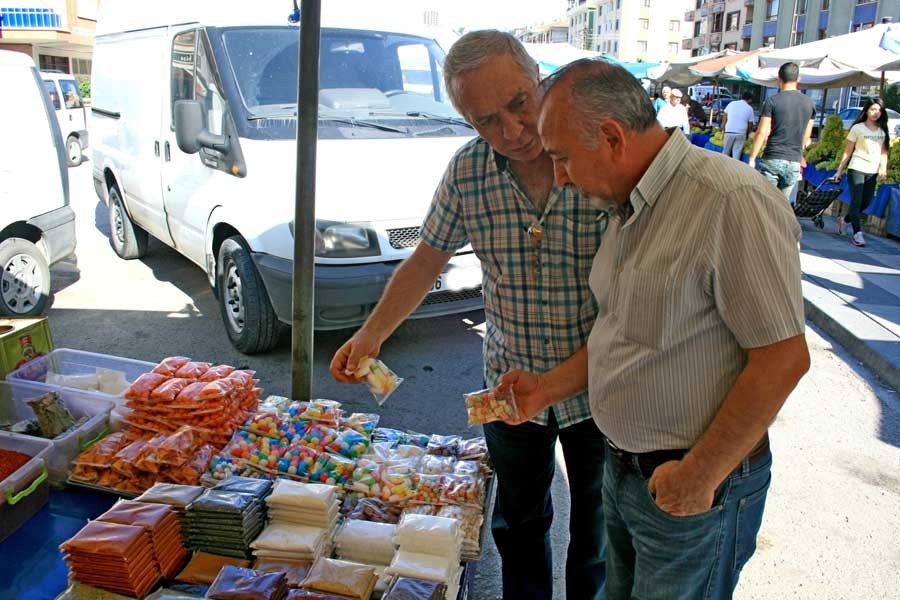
[419,454,456,475]
[152,356,191,376]
[310,452,355,486]
[277,443,320,479]
[299,423,339,453]
[299,399,343,427]
[426,434,463,457]
[125,373,169,400]
[200,364,235,381]
[207,454,250,480]
[150,377,193,401]
[349,458,383,496]
[344,496,401,524]
[174,361,211,380]
[464,387,518,426]
[326,427,370,459]
[441,473,484,507]
[346,357,402,406]
[380,464,416,504]
[242,412,282,439]
[457,437,488,462]
[410,473,446,505]
[343,413,379,437]
[399,431,430,449]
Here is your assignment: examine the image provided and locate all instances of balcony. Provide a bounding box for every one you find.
[743,23,753,37]
[711,2,725,14]
[685,10,695,21]
[682,38,693,50]
[711,32,722,43]
[0,6,62,29]
[700,7,709,17]
[744,0,755,5]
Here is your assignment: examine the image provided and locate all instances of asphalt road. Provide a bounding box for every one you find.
[43,156,900,599]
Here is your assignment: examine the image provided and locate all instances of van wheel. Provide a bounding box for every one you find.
[217,236,279,354]
[108,184,148,259]
[66,136,83,167]
[0,238,50,316]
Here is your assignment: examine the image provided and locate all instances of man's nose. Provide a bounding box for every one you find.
[552,161,571,186]
[499,112,523,141]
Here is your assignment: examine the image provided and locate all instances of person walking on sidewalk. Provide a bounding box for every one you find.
[329,30,607,600]
[503,58,811,600]
[747,62,816,199]
[722,92,755,160]
[833,98,890,247]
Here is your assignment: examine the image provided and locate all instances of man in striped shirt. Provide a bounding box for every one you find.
[502,59,810,599]
[330,32,607,599]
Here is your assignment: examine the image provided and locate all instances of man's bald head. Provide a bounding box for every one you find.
[540,59,658,147]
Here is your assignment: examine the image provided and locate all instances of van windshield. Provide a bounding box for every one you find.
[221,27,461,123]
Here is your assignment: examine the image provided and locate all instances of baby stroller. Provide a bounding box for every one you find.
[794,177,842,229]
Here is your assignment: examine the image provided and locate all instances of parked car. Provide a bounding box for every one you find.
[688,84,733,103]
[91,3,482,353]
[41,71,89,167]
[838,106,900,137]
[0,50,77,316]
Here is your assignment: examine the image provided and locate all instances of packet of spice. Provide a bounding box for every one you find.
[26,391,76,438]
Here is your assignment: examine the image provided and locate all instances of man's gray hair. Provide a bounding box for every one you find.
[542,58,658,143]
[443,30,539,112]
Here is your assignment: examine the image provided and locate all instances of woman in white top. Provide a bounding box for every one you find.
[834,98,890,247]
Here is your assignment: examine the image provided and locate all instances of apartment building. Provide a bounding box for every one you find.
[567,0,598,49]
[517,20,569,44]
[0,0,97,80]
[586,0,694,63]
[685,0,900,55]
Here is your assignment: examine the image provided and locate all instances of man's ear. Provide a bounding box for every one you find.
[599,120,627,160]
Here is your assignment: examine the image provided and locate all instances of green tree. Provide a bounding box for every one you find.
[884,82,900,112]
[804,115,846,170]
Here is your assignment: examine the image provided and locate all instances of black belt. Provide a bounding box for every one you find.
[606,434,770,480]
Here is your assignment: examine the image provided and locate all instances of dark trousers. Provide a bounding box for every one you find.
[484,412,607,600]
[846,169,878,234]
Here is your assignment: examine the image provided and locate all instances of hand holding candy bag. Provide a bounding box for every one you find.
[464,388,519,426]
[346,357,403,405]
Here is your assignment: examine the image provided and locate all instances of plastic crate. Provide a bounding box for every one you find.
[0,380,114,482]
[5,348,156,405]
[0,431,52,543]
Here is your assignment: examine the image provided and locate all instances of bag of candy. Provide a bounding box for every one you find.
[343,412,380,437]
[349,457,383,496]
[300,423,339,453]
[299,399,343,426]
[441,473,485,508]
[419,454,457,475]
[277,442,320,479]
[152,356,191,376]
[242,412,283,439]
[346,357,402,406]
[150,377,194,402]
[326,427,370,459]
[464,387,519,426]
[309,452,355,487]
[200,364,236,382]
[125,372,169,400]
[426,434,463,457]
[174,361,211,380]
[380,464,416,504]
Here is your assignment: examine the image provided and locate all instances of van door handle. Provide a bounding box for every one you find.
[164,141,171,162]
[154,141,160,157]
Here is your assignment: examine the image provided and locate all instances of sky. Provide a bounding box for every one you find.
[428,0,569,32]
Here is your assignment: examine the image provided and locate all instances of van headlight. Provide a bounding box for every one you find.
[290,220,380,258]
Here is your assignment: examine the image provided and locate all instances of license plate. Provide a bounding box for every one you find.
[428,274,447,294]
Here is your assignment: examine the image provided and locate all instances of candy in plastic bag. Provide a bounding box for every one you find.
[464,387,519,426]
[347,357,402,406]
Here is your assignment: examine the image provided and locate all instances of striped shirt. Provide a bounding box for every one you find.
[587,131,805,452]
[422,137,605,428]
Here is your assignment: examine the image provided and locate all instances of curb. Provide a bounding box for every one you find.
[802,278,900,393]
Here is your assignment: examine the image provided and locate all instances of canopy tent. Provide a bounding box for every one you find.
[521,42,657,80]
[687,48,771,80]
[734,56,900,89]
[646,50,738,86]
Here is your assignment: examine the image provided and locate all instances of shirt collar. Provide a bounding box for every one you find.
[629,129,690,214]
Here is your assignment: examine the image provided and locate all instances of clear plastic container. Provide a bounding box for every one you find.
[0,431,52,542]
[0,380,114,482]
[5,348,155,405]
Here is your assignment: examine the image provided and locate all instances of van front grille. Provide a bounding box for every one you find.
[387,227,421,249]
[420,287,483,306]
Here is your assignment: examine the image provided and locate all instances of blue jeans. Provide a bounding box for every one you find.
[758,158,802,200]
[484,413,607,600]
[603,445,772,600]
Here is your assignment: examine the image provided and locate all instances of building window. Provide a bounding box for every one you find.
[638,40,648,53]
[791,30,804,44]
[640,18,649,30]
[615,19,619,31]
[766,0,779,20]
[726,11,740,31]
[821,0,829,9]
[712,12,723,33]
[725,42,738,50]
[614,41,618,53]
[39,55,70,73]
[668,42,679,54]
[694,20,703,36]
[797,0,807,14]
[670,20,680,32]
[743,38,751,50]
[644,0,651,6]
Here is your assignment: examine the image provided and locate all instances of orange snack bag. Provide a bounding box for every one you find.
[152,356,191,376]
[200,365,236,382]
[126,373,170,400]
[150,377,194,401]
[174,361,212,380]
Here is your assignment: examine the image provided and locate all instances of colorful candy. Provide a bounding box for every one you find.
[277,443,320,479]
[327,427,370,459]
[243,412,282,438]
[465,388,518,426]
[299,423,338,453]
[381,465,416,504]
[299,399,343,426]
[411,473,446,505]
[310,452,355,487]
[348,358,403,405]
[349,458,383,496]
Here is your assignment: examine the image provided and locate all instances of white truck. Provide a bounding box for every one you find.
[0,50,76,317]
[91,2,482,353]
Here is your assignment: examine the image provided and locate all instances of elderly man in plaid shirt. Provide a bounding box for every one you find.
[330,31,607,600]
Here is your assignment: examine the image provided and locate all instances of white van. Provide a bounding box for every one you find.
[0,50,76,316]
[688,84,733,102]
[41,71,89,166]
[91,1,482,353]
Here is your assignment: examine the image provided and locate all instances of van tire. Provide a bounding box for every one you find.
[217,236,279,354]
[0,238,50,316]
[66,136,83,167]
[108,184,148,259]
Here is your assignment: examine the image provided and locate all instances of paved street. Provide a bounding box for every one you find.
[40,157,900,599]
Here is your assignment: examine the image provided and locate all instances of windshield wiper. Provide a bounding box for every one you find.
[405,111,473,129]
[248,111,408,133]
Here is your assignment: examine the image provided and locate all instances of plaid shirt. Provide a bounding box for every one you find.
[421,138,605,428]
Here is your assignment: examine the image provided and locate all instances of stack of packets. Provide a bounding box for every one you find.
[176,551,252,586]
[382,576,447,600]
[464,388,518,426]
[60,520,162,598]
[207,564,289,600]
[333,519,396,565]
[135,482,205,538]
[252,479,340,562]
[123,356,262,445]
[252,558,313,589]
[94,500,188,578]
[386,514,463,599]
[297,557,378,600]
[184,481,270,559]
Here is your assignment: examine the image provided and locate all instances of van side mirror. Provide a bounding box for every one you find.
[174,100,230,154]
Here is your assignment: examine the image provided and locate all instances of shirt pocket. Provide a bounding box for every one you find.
[620,268,673,350]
